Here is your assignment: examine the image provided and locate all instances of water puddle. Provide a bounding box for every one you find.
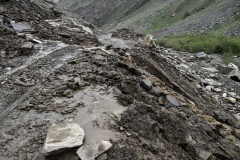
[53,86,126,145]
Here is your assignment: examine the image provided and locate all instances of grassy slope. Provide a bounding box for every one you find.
[102,0,227,32]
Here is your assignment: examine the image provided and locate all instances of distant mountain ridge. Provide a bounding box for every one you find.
[56,0,240,37]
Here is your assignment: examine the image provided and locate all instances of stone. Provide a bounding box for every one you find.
[10,21,34,33]
[31,39,43,44]
[212,88,222,92]
[206,86,212,91]
[42,123,85,156]
[77,141,112,160]
[234,114,240,121]
[149,87,166,96]
[20,42,34,52]
[196,84,202,89]
[140,34,156,48]
[202,67,218,73]
[228,92,237,97]
[63,89,72,96]
[195,52,208,60]
[228,70,240,82]
[58,32,71,38]
[141,79,153,91]
[96,75,103,82]
[179,63,189,70]
[223,93,227,98]
[204,78,221,86]
[216,64,234,75]
[166,95,180,106]
[226,97,237,104]
[228,63,239,70]
[93,55,105,60]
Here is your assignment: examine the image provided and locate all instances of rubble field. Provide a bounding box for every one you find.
[0,0,239,160]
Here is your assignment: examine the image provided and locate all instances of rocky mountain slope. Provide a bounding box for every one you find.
[57,0,240,37]
[0,0,240,160]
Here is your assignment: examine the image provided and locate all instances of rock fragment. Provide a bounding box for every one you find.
[226,97,237,104]
[141,79,153,91]
[195,52,208,60]
[77,141,112,160]
[140,34,156,48]
[10,21,34,33]
[216,64,234,75]
[20,42,34,52]
[166,95,180,106]
[42,123,85,156]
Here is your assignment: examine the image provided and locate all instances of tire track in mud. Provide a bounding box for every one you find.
[0,43,80,124]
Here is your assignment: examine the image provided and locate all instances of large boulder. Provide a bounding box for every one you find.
[42,123,85,156]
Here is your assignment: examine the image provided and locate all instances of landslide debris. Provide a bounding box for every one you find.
[0,1,239,160]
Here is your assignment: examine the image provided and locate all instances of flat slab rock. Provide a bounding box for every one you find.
[42,123,85,156]
[77,141,112,160]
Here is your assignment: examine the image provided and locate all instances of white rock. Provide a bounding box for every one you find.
[213,88,222,92]
[196,84,202,89]
[222,93,227,98]
[226,97,237,104]
[228,63,239,70]
[141,34,156,48]
[42,123,85,156]
[77,141,112,160]
[206,86,212,91]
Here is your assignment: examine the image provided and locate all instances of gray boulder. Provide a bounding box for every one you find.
[77,141,112,160]
[20,42,34,52]
[10,21,34,33]
[141,79,153,91]
[42,123,85,156]
[166,95,180,107]
[216,64,234,75]
[195,52,208,60]
[228,70,240,82]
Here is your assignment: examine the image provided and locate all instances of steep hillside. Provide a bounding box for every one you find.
[57,0,240,37]
[57,0,126,27]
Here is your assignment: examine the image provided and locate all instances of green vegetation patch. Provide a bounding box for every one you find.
[156,34,240,67]
[145,0,225,32]
[69,1,79,11]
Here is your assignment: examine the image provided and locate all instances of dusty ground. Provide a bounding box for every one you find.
[0,0,240,160]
